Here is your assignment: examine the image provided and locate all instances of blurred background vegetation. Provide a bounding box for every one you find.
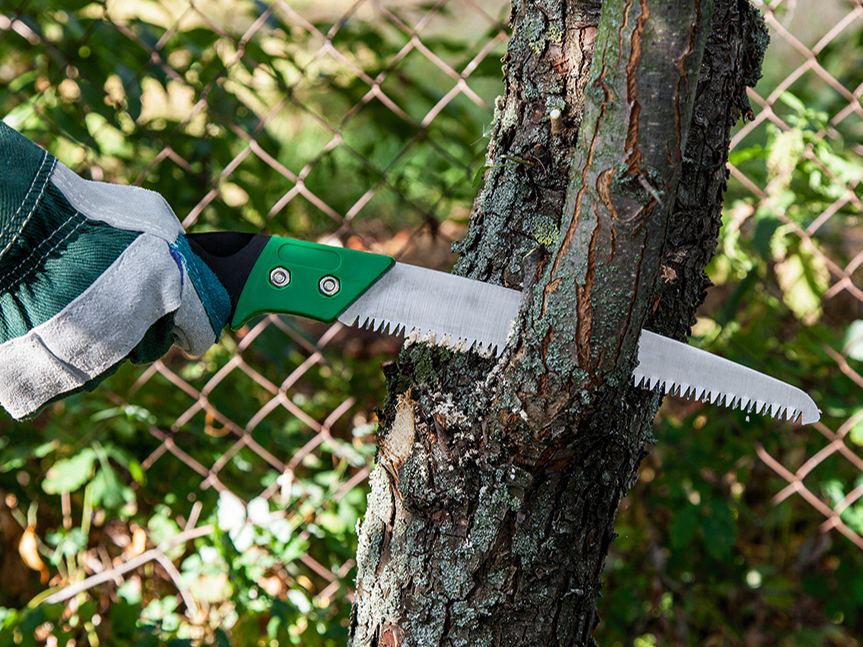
[0,0,862,645]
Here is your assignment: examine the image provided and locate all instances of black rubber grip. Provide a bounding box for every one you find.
[186,232,270,316]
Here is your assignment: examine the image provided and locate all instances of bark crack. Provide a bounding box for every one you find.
[624,0,648,174]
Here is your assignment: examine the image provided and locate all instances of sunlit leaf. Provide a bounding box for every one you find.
[849,414,863,446]
[230,523,256,552]
[217,491,247,531]
[269,518,293,543]
[43,449,97,494]
[767,128,804,189]
[822,479,845,507]
[775,245,829,325]
[287,589,312,614]
[247,497,271,526]
[844,320,863,361]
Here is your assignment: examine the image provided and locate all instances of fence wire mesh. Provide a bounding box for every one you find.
[730,0,863,552]
[0,0,861,642]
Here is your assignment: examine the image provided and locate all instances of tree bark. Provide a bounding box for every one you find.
[350,1,768,646]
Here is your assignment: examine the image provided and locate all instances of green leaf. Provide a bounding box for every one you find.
[849,416,863,446]
[148,512,181,547]
[89,463,129,509]
[276,536,310,564]
[43,449,97,494]
[840,504,863,534]
[287,589,311,614]
[46,528,88,561]
[775,244,829,325]
[269,518,292,544]
[844,320,863,361]
[117,579,143,605]
[472,163,488,188]
[767,129,804,188]
[247,497,270,526]
[33,442,57,458]
[778,91,807,114]
[717,266,761,326]
[822,479,845,507]
[230,524,256,552]
[728,144,765,166]
[318,510,349,536]
[752,215,782,257]
[103,444,146,485]
[217,491,246,531]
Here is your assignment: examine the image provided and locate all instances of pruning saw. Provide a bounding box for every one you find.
[187,232,821,425]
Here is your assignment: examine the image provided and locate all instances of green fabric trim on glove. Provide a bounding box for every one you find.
[0,186,139,342]
[0,121,57,254]
[171,234,231,345]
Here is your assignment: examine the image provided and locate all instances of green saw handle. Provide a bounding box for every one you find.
[231,235,393,329]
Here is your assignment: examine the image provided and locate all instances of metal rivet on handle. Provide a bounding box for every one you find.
[319,275,340,296]
[269,266,291,288]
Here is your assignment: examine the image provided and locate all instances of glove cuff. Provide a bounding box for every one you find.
[170,235,231,355]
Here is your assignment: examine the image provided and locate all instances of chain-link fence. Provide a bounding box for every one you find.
[729,0,863,552]
[1,0,862,643]
[1,0,511,641]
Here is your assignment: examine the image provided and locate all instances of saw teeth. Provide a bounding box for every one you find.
[341,311,503,358]
[632,373,802,423]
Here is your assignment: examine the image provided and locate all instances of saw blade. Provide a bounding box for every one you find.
[338,264,819,424]
[337,262,521,355]
[634,330,821,424]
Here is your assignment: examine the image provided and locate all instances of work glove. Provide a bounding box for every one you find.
[0,122,230,419]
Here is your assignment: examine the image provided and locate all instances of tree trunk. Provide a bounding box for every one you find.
[349,1,768,645]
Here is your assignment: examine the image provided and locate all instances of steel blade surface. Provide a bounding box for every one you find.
[338,263,521,355]
[338,265,819,424]
[634,330,820,424]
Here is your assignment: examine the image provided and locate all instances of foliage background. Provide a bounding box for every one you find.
[0,0,862,645]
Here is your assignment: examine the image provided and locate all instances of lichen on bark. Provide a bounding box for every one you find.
[350,2,768,646]
[452,0,603,287]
